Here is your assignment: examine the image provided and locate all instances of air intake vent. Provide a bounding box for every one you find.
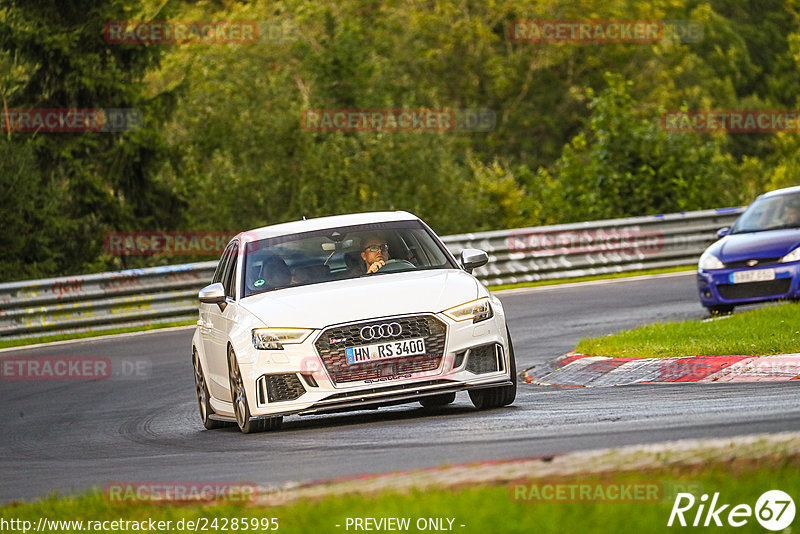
[453,350,467,369]
[465,344,503,375]
[717,279,791,300]
[257,373,306,404]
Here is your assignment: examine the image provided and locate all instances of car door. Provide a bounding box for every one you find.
[198,243,230,347]
[204,241,240,400]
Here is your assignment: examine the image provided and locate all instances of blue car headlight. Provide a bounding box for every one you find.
[698,250,725,270]
[780,247,800,263]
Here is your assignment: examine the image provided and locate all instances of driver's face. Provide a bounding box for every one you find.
[361,238,389,265]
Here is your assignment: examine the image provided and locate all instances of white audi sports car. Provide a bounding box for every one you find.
[191,211,516,433]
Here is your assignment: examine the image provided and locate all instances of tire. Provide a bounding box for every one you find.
[468,330,517,410]
[227,347,283,433]
[707,305,734,315]
[419,392,456,408]
[192,350,229,430]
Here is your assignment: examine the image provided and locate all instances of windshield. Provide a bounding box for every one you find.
[731,192,800,234]
[241,220,456,297]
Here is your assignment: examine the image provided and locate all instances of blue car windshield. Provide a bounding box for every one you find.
[731,193,800,234]
[241,220,456,297]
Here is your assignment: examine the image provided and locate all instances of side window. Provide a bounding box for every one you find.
[213,243,234,284]
[222,243,239,299]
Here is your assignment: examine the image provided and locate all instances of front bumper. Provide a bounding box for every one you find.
[697,261,800,307]
[232,312,512,418]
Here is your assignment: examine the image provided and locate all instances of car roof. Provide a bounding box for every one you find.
[760,185,800,199]
[235,211,421,244]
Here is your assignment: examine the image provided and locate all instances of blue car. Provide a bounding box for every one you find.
[697,186,800,314]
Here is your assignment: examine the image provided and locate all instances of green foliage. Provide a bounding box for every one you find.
[538,72,741,221]
[0,0,184,279]
[4,0,800,280]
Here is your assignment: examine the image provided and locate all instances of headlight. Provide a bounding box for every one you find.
[443,297,493,323]
[781,247,800,263]
[252,328,313,350]
[698,250,725,270]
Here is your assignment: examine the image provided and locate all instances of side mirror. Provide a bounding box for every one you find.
[716,227,731,239]
[460,248,489,273]
[199,282,226,310]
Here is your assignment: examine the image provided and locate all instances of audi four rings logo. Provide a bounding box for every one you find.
[360,323,403,341]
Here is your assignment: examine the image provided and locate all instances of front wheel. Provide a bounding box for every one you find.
[193,350,230,430]
[227,347,282,433]
[468,331,517,410]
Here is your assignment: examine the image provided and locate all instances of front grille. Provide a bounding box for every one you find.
[717,278,792,300]
[257,373,306,404]
[314,315,447,384]
[724,257,781,269]
[465,343,503,374]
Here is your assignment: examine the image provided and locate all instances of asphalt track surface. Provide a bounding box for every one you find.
[2,271,799,503]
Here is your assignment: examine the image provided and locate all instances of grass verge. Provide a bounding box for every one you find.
[1,456,796,533]
[576,300,800,358]
[487,265,694,292]
[0,320,195,350]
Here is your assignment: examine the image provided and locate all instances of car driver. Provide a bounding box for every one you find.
[361,234,390,274]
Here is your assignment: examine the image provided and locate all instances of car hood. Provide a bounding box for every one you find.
[239,269,483,329]
[711,229,800,262]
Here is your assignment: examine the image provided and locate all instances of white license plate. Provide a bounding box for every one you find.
[345,337,426,365]
[730,269,776,284]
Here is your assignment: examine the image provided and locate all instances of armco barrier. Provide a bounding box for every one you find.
[0,208,743,340]
[447,207,743,286]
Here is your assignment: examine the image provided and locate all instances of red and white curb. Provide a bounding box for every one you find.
[523,352,800,387]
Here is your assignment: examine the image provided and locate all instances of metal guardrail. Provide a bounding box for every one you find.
[0,207,744,340]
[450,207,744,286]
